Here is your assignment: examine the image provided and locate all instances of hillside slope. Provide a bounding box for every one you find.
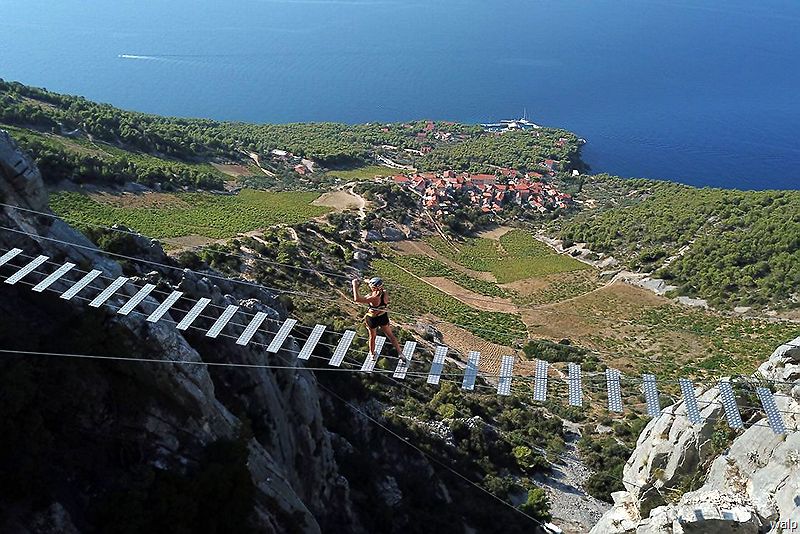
[0,131,562,532]
[591,336,800,533]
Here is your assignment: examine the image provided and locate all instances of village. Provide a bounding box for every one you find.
[390,164,573,217]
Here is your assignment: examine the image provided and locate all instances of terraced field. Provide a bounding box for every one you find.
[426,229,590,283]
[383,230,795,384]
[371,259,527,346]
[324,165,396,181]
[523,282,798,381]
[49,189,331,239]
[388,253,510,298]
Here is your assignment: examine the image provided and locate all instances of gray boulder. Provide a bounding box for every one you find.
[0,129,48,211]
[365,230,382,242]
[381,227,405,241]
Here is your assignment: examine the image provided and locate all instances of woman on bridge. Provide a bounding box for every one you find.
[352,277,405,362]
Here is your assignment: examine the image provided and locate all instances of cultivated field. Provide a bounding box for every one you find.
[372,259,528,346]
[426,230,590,283]
[49,189,331,239]
[380,230,795,384]
[325,165,396,181]
[522,282,797,380]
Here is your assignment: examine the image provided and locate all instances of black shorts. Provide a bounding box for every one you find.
[365,313,389,329]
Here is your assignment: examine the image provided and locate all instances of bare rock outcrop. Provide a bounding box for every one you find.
[591,336,800,534]
[0,130,359,532]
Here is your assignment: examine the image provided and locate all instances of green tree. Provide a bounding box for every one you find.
[519,488,552,522]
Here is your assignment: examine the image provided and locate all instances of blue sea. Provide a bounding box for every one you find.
[1,0,799,190]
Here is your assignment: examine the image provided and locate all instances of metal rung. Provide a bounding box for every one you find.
[147,291,183,322]
[497,355,514,396]
[206,304,239,338]
[267,318,297,352]
[606,368,623,413]
[679,378,702,424]
[60,269,102,300]
[643,374,661,417]
[176,297,211,330]
[299,324,326,361]
[718,381,743,429]
[427,345,448,385]
[33,262,75,292]
[117,283,156,316]
[568,363,582,407]
[236,311,268,346]
[5,255,48,285]
[329,330,356,367]
[392,341,416,379]
[360,336,386,373]
[462,351,481,390]
[756,387,786,435]
[0,248,23,267]
[89,276,129,307]
[533,359,549,402]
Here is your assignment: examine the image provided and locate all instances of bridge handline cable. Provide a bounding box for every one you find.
[0,234,766,386]
[2,221,776,383]
[11,199,791,346]
[0,203,750,332]
[3,247,796,389]
[1,263,796,418]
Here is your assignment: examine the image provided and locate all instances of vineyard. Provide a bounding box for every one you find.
[387,253,511,298]
[426,230,590,283]
[371,259,527,346]
[49,189,331,239]
[324,165,396,181]
[511,270,602,306]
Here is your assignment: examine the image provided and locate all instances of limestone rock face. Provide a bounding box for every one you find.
[592,336,800,534]
[0,129,48,211]
[365,229,383,241]
[621,386,724,515]
[0,130,357,532]
[380,227,406,241]
[637,491,762,534]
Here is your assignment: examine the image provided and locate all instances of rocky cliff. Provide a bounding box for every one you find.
[0,130,551,533]
[0,129,360,532]
[591,336,800,534]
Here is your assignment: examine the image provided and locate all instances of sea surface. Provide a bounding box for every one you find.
[1,0,799,190]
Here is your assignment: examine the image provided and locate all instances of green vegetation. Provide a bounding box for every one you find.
[49,189,330,239]
[325,164,396,181]
[522,339,603,372]
[512,270,601,306]
[426,230,590,283]
[1,79,583,175]
[578,415,648,502]
[636,305,799,377]
[385,252,511,298]
[519,488,552,522]
[420,129,583,174]
[556,176,800,309]
[2,124,226,190]
[372,259,526,345]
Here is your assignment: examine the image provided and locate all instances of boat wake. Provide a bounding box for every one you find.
[118,54,163,61]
